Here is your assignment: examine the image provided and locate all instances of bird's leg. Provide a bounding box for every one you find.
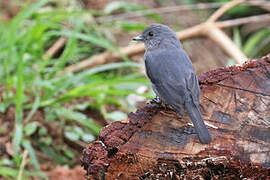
[151,96,176,115]
[183,126,196,134]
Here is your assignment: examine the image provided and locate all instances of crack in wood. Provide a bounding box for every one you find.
[217,84,270,97]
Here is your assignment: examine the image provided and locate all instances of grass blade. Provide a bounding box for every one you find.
[22,140,40,170]
[25,95,40,122]
[47,30,117,52]
[243,28,270,58]
[13,54,24,157]
[17,150,28,180]
[56,108,101,136]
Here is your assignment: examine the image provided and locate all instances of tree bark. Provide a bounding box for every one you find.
[81,54,270,180]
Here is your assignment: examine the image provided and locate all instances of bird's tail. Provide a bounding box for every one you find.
[184,99,211,144]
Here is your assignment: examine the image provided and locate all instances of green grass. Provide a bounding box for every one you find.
[1,0,269,178]
[0,0,151,178]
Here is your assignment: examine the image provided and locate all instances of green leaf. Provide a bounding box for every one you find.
[104,1,145,14]
[13,51,24,157]
[0,103,7,113]
[47,30,117,52]
[56,108,101,136]
[41,137,52,146]
[233,27,242,49]
[243,28,270,58]
[12,0,50,25]
[54,19,83,68]
[40,62,143,107]
[119,22,147,32]
[25,95,40,122]
[13,124,23,158]
[72,103,89,111]
[40,146,67,164]
[62,149,75,159]
[60,77,147,101]
[73,126,84,137]
[22,140,40,170]
[0,167,47,180]
[106,111,127,121]
[0,167,18,179]
[44,107,57,122]
[64,131,79,141]
[0,158,14,166]
[145,13,163,22]
[24,122,38,136]
[38,126,47,136]
[82,134,95,142]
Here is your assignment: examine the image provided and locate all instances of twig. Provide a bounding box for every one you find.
[249,0,270,11]
[216,14,270,28]
[43,37,67,60]
[207,0,246,22]
[17,150,28,180]
[205,0,248,63]
[207,24,247,64]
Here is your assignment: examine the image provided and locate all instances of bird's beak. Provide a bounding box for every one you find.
[133,35,144,41]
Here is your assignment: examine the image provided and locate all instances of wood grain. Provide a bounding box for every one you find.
[81,54,270,180]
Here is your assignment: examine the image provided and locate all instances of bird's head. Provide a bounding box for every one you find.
[133,24,181,50]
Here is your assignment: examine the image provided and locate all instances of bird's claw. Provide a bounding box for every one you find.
[151,96,162,104]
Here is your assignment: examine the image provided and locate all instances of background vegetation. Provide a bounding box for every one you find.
[0,0,269,179]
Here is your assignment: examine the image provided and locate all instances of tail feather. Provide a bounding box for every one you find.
[184,100,211,144]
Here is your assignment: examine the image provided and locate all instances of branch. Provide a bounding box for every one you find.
[42,1,269,62]
[206,24,247,64]
[216,14,270,28]
[64,1,269,73]
[64,13,270,73]
[64,26,206,73]
[207,0,246,22]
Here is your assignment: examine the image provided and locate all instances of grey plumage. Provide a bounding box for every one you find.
[133,24,211,144]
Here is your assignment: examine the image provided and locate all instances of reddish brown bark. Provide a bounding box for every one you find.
[81,54,270,180]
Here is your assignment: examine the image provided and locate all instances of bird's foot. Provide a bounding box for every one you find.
[150,96,162,104]
[151,97,168,108]
[151,96,175,113]
[183,126,196,134]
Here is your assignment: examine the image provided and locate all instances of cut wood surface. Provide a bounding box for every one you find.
[81,54,270,180]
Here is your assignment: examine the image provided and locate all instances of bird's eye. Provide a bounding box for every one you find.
[148,31,154,36]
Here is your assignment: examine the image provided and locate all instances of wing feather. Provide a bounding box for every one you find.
[144,49,200,108]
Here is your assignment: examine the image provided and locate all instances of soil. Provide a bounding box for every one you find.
[48,165,85,180]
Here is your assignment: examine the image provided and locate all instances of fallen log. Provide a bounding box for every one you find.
[81,54,270,180]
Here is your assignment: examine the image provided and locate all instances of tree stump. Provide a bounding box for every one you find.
[81,54,270,180]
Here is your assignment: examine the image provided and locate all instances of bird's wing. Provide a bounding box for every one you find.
[186,71,200,106]
[145,49,200,108]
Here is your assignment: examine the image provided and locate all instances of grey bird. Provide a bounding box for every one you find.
[133,24,211,144]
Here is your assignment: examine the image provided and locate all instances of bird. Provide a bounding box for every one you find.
[133,24,211,144]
